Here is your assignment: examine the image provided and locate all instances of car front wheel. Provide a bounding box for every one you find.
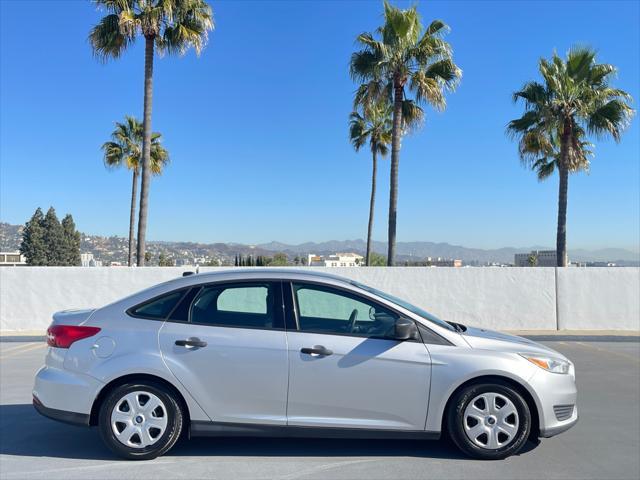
[98,382,183,460]
[447,381,531,460]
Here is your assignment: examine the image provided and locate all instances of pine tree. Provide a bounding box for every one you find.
[41,207,65,265]
[61,214,81,266]
[20,208,48,265]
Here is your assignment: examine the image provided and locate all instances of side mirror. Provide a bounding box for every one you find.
[393,317,418,341]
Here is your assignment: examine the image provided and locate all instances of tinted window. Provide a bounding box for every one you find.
[190,283,277,329]
[130,290,185,319]
[293,283,398,338]
[168,287,201,322]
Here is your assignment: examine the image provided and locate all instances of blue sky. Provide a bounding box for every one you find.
[1,0,638,250]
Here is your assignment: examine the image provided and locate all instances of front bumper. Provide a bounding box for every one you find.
[540,414,578,438]
[528,366,578,438]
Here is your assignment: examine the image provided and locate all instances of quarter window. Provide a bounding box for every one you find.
[293,283,398,338]
[129,290,185,319]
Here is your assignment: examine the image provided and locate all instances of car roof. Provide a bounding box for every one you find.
[181,268,356,286]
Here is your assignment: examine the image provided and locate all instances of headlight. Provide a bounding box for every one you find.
[520,354,571,374]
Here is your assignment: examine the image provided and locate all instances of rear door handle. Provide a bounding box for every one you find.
[175,338,207,348]
[300,345,333,356]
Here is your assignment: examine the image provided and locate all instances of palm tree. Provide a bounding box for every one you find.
[508,47,634,266]
[350,1,461,265]
[519,125,594,181]
[102,116,169,266]
[349,102,392,266]
[90,0,213,266]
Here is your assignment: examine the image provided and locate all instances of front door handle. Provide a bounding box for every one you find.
[300,345,333,356]
[175,337,207,348]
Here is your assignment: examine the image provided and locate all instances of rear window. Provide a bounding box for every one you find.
[129,290,184,319]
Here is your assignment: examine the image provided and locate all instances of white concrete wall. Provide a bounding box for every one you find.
[0,267,638,332]
[556,268,640,330]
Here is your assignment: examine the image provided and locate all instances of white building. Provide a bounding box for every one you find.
[307,253,363,267]
[515,250,566,267]
[80,253,103,267]
[0,251,26,266]
[426,257,463,267]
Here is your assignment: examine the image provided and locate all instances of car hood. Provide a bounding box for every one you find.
[461,326,568,360]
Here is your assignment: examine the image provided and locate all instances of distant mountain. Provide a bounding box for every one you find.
[258,239,640,264]
[1,221,637,265]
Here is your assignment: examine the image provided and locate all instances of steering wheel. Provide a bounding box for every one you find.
[347,309,358,333]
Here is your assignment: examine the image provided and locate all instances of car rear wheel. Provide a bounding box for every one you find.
[447,381,531,460]
[98,382,183,460]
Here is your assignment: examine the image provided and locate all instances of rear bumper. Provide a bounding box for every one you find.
[33,396,90,426]
[32,364,103,416]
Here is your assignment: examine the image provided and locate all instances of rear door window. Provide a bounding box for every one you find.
[189,282,282,329]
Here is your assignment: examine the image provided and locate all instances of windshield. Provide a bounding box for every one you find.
[351,282,456,332]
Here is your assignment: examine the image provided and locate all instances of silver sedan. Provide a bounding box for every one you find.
[33,269,577,460]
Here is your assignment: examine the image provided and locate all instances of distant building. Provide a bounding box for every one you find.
[308,253,363,267]
[80,253,103,267]
[0,251,26,266]
[426,257,462,267]
[515,250,566,267]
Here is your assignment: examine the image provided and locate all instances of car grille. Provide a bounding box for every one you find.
[554,404,575,421]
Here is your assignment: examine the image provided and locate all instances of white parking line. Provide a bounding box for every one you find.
[574,341,640,364]
[0,343,45,360]
[0,459,184,479]
[0,342,37,354]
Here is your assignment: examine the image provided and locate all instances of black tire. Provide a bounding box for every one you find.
[98,382,183,460]
[447,381,531,460]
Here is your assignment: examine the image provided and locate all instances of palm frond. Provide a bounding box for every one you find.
[401,99,424,132]
[162,0,214,56]
[532,158,557,181]
[89,13,135,61]
[587,98,634,141]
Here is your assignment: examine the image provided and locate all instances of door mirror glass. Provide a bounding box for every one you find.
[393,317,418,341]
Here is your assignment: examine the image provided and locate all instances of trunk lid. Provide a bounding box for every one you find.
[51,309,96,327]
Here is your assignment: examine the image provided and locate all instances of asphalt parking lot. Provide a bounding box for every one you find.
[1,339,639,480]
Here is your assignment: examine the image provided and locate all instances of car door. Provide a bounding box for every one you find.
[158,281,289,425]
[284,281,432,431]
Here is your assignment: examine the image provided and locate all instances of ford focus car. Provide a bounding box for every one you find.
[33,269,577,460]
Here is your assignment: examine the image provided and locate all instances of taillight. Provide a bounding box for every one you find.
[46,325,101,348]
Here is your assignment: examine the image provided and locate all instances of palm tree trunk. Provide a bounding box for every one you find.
[136,35,155,266]
[128,169,139,267]
[366,149,378,266]
[556,165,569,267]
[556,119,571,267]
[387,82,403,266]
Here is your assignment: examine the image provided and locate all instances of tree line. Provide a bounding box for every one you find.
[20,208,81,266]
[234,253,295,267]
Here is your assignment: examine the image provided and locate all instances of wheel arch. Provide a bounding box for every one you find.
[440,374,541,440]
[89,373,191,431]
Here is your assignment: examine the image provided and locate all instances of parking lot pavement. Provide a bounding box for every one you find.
[1,340,639,480]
